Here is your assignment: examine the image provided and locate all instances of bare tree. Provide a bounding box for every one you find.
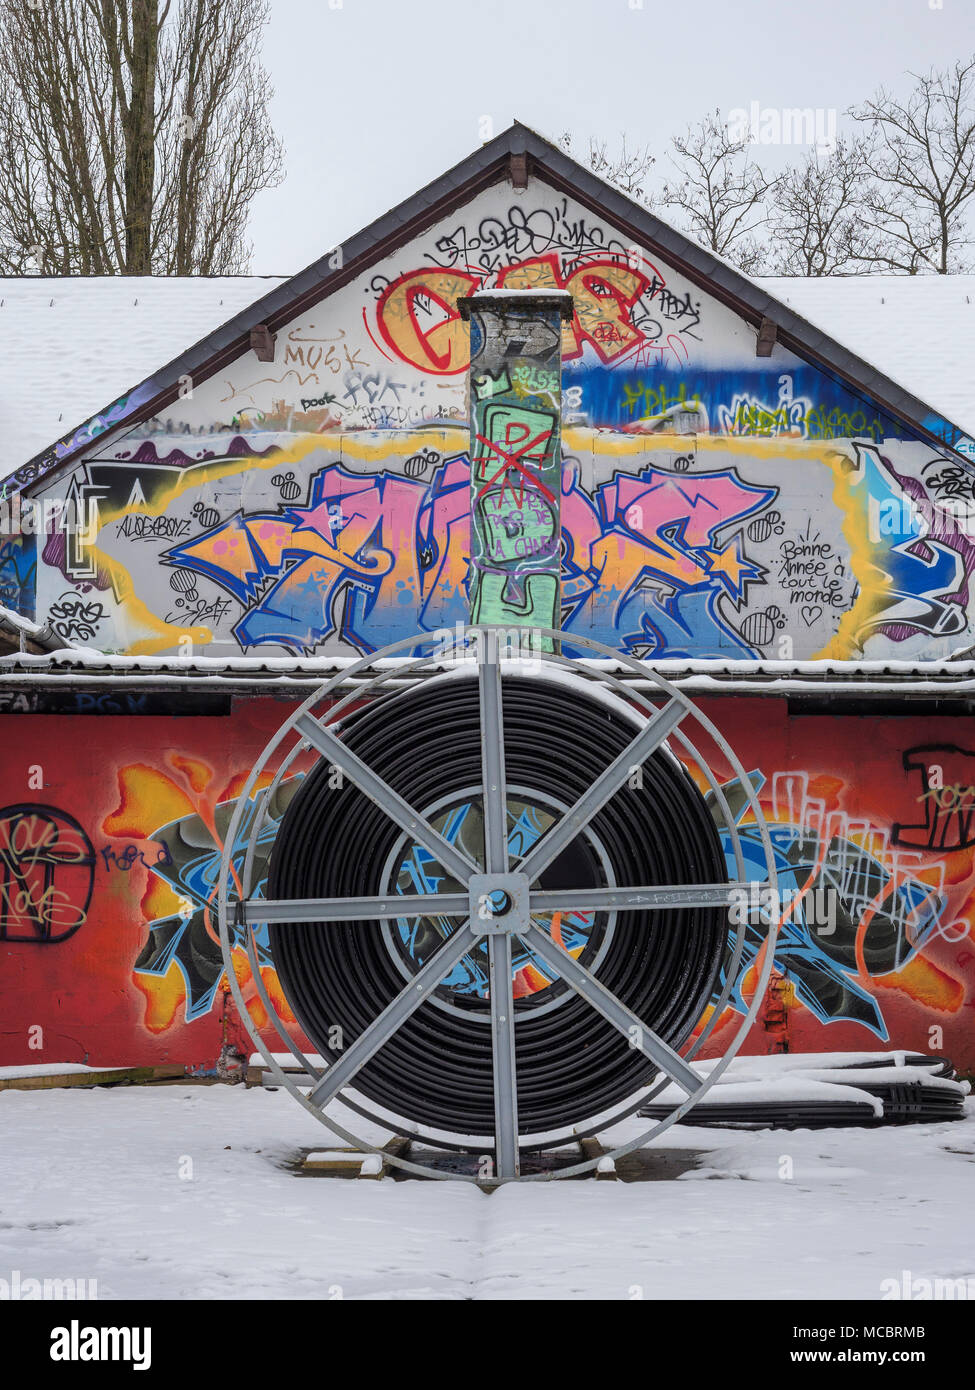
[766,140,874,276]
[659,110,778,273]
[0,0,284,276]
[559,131,655,205]
[849,57,975,274]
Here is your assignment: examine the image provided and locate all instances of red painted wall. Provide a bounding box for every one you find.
[690,700,974,1070]
[1,696,972,1073]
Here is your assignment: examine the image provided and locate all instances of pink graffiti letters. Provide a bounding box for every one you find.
[166,457,776,658]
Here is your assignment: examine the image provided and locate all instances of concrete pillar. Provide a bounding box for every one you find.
[458,290,574,638]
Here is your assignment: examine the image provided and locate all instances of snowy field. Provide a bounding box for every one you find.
[3,1083,974,1301]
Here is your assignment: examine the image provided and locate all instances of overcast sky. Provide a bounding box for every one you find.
[245,0,975,275]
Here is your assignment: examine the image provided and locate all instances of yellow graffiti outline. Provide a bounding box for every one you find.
[87,425,880,658]
[564,428,882,659]
[88,430,469,653]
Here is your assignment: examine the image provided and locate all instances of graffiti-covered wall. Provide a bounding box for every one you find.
[1,699,972,1072]
[14,181,975,663]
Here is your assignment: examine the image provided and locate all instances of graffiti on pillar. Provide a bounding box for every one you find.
[464,295,567,633]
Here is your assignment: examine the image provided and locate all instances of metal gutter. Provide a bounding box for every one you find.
[2,654,975,701]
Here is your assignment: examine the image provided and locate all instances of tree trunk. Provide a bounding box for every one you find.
[124,0,159,275]
[0,0,283,277]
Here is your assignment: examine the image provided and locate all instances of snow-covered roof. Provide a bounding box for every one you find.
[1,268,974,476]
[0,275,285,468]
[762,274,975,442]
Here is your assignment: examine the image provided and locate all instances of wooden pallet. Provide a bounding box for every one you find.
[577,1135,619,1180]
[0,1065,185,1092]
[300,1136,411,1179]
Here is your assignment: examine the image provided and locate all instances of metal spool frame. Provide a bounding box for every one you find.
[217,624,780,1183]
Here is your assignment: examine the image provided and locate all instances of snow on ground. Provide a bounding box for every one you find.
[2,1084,974,1301]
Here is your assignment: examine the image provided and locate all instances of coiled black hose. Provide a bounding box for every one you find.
[268,673,727,1137]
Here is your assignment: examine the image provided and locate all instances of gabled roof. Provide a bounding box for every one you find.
[4,271,974,472]
[3,121,973,500]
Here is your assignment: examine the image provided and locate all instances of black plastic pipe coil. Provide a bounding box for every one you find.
[268,674,727,1138]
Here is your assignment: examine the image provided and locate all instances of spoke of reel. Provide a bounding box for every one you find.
[516,699,688,884]
[295,711,478,884]
[521,922,703,1096]
[239,893,471,924]
[478,638,509,876]
[528,883,750,913]
[478,640,519,1179]
[487,932,518,1176]
[237,883,752,924]
[307,926,479,1111]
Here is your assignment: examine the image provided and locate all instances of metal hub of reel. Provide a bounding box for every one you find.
[217,625,779,1183]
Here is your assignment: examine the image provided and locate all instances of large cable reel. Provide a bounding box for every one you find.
[217,625,779,1182]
